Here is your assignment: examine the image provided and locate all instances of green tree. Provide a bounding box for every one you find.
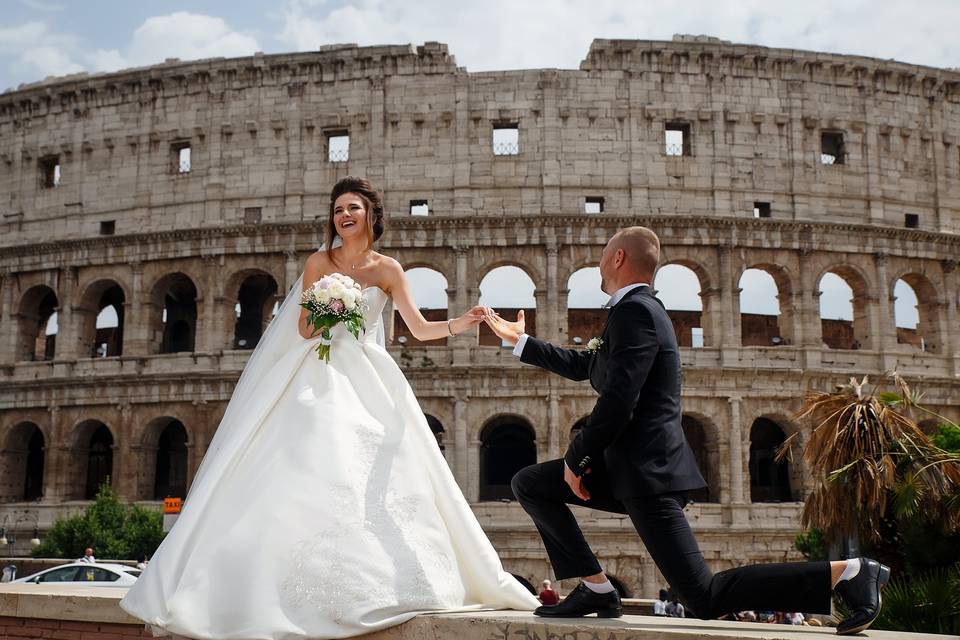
[32,480,166,560]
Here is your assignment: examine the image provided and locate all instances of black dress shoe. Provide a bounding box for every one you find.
[834,557,891,635]
[534,582,622,618]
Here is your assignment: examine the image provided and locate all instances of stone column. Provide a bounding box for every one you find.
[728,396,745,504]
[718,247,741,367]
[451,246,474,365]
[124,262,150,355]
[52,267,79,360]
[195,255,221,352]
[453,395,469,491]
[545,242,559,343]
[284,250,300,294]
[873,253,898,369]
[41,405,66,502]
[113,402,137,502]
[0,272,17,364]
[942,260,959,375]
[547,391,560,460]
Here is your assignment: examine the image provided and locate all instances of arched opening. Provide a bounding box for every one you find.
[681,415,714,503]
[79,281,125,358]
[479,266,536,346]
[606,574,631,598]
[17,285,58,361]
[152,273,198,354]
[425,414,445,451]
[479,416,536,501]
[818,270,868,350]
[153,420,189,500]
[74,422,114,500]
[566,267,607,346]
[394,268,448,346]
[655,264,704,348]
[233,273,279,349]
[739,268,786,346]
[895,275,940,352]
[0,422,45,502]
[511,574,538,596]
[749,418,792,503]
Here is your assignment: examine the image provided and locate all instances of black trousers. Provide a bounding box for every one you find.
[512,459,832,619]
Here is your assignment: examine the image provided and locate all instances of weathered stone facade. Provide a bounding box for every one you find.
[1,38,958,598]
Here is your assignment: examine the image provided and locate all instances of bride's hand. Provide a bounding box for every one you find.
[449,306,489,334]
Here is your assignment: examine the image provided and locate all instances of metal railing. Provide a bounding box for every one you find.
[493,142,519,156]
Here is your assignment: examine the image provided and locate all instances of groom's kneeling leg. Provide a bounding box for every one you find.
[511,460,603,579]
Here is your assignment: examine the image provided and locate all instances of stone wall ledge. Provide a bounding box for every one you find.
[0,584,950,640]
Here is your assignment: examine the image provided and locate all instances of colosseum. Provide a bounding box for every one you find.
[0,36,958,598]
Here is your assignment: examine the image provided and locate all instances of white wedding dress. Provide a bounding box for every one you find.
[119,270,538,640]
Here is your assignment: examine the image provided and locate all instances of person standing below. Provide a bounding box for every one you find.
[653,588,669,616]
[538,580,560,606]
[665,593,685,618]
[78,547,96,563]
[483,226,891,635]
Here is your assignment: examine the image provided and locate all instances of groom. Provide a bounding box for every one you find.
[482,226,889,635]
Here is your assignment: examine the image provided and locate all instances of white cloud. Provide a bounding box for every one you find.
[91,12,260,72]
[0,22,83,88]
[274,0,960,72]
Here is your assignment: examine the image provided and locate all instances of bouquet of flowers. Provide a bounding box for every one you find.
[299,273,368,362]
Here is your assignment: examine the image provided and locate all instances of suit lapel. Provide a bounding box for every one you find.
[588,285,651,382]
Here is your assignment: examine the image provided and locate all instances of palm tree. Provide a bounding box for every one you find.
[782,373,960,547]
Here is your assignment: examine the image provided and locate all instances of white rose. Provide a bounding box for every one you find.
[345,299,357,311]
[342,276,355,288]
[329,282,346,298]
[342,289,357,305]
[316,289,331,304]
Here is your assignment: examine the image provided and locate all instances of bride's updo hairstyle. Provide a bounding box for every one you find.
[326,176,386,251]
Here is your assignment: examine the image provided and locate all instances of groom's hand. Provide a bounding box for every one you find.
[482,309,525,346]
[564,461,591,501]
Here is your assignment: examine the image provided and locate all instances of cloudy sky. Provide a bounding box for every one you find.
[4,0,938,326]
[2,0,958,91]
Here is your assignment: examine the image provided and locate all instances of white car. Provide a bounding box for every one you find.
[13,562,141,587]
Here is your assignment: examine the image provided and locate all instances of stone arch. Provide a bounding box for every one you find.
[16,284,59,361]
[68,419,115,500]
[140,417,190,501]
[225,269,279,350]
[681,414,719,503]
[656,263,707,348]
[394,267,449,346]
[566,267,606,346]
[479,415,536,501]
[816,264,873,350]
[476,259,543,290]
[748,416,800,503]
[738,264,794,347]
[892,271,942,353]
[149,272,198,354]
[0,421,46,503]
[478,266,537,346]
[77,278,127,358]
[425,413,445,451]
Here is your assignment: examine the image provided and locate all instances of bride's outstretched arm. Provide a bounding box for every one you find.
[383,257,486,342]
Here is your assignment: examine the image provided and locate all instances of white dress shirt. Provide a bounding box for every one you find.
[511,282,649,357]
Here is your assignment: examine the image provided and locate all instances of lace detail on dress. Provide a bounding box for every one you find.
[279,419,460,622]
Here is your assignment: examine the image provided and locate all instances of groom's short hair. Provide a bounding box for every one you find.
[614,226,660,276]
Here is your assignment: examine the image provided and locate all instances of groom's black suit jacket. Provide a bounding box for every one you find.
[519,284,706,500]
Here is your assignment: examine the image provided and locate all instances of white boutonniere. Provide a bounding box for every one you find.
[586,337,603,353]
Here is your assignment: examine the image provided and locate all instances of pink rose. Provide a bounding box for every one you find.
[329,300,344,313]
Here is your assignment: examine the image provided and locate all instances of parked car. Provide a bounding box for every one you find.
[12,562,140,587]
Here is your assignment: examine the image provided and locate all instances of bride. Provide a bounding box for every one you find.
[119,176,538,639]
